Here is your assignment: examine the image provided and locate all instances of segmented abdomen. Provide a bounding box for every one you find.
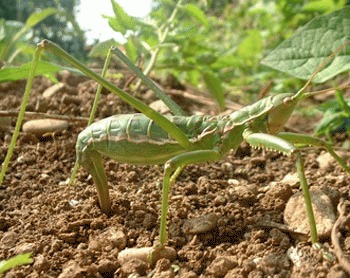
[76,114,219,164]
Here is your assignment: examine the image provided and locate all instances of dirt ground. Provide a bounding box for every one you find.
[1,70,350,277]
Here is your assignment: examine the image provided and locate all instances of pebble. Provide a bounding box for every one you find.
[317,151,349,170]
[153,258,175,277]
[97,258,118,274]
[22,119,69,136]
[149,99,171,114]
[13,242,35,254]
[182,213,218,234]
[120,258,147,276]
[88,228,126,251]
[33,254,49,273]
[206,256,237,277]
[58,260,84,278]
[280,172,299,185]
[0,230,18,248]
[42,82,65,99]
[284,188,335,239]
[118,246,176,265]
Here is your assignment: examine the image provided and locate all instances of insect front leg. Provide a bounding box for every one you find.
[278,132,350,173]
[159,149,222,246]
[244,132,318,243]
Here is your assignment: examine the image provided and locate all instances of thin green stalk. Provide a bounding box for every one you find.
[144,0,183,76]
[296,152,318,244]
[134,0,184,91]
[88,47,113,124]
[335,90,350,116]
[0,47,43,184]
[111,47,186,116]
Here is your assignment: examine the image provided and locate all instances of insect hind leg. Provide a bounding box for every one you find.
[159,149,222,246]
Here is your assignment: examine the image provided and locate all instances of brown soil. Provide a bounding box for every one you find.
[1,71,350,277]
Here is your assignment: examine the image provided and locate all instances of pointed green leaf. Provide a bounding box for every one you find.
[89,39,118,58]
[203,71,225,110]
[262,7,350,83]
[107,0,138,35]
[25,8,57,29]
[0,61,61,82]
[124,37,139,62]
[237,29,262,59]
[0,253,32,275]
[182,4,209,27]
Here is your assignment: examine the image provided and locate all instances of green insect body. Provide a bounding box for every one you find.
[75,92,308,241]
[77,93,299,167]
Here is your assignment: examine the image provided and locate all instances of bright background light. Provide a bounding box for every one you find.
[76,0,152,44]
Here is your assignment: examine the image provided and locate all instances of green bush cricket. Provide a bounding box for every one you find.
[1,40,349,257]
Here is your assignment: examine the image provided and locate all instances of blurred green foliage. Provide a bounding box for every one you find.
[97,0,348,109]
[0,0,87,63]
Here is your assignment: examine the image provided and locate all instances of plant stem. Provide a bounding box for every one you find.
[0,46,42,184]
[134,0,184,90]
[296,152,318,244]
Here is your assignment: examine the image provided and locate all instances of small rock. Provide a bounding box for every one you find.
[182,213,218,234]
[109,229,127,250]
[88,228,126,251]
[280,172,299,185]
[58,260,85,278]
[42,82,65,98]
[33,254,49,273]
[0,230,18,247]
[258,253,291,275]
[22,119,69,136]
[59,232,77,243]
[118,246,176,265]
[317,151,349,170]
[227,179,239,185]
[149,100,171,114]
[97,258,118,274]
[284,188,335,239]
[206,256,237,277]
[13,242,35,254]
[153,258,175,278]
[120,258,147,276]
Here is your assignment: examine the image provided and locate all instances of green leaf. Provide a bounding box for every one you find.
[303,0,346,12]
[106,0,138,35]
[196,52,217,65]
[25,8,57,29]
[89,39,118,58]
[0,61,61,82]
[202,71,225,110]
[182,4,209,27]
[0,253,32,275]
[124,38,139,63]
[261,7,350,83]
[237,29,262,59]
